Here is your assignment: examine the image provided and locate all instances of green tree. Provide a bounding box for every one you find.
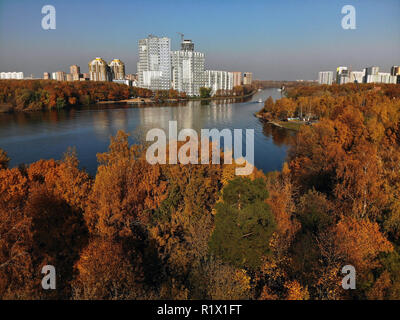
[199,87,212,99]
[209,177,276,269]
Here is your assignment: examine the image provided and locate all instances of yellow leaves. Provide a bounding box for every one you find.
[0,168,28,204]
[0,148,10,170]
[334,216,393,273]
[366,271,392,300]
[285,280,309,300]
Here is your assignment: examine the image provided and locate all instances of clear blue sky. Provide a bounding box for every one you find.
[0,0,399,80]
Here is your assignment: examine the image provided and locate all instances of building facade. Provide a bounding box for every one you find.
[243,72,253,85]
[43,72,50,80]
[137,35,171,91]
[349,71,365,84]
[69,65,81,81]
[336,67,349,84]
[391,66,400,76]
[171,40,205,96]
[0,72,24,79]
[204,70,233,95]
[89,57,111,81]
[52,71,66,81]
[232,72,242,87]
[109,59,126,80]
[318,71,334,85]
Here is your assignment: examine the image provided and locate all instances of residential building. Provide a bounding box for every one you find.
[43,72,50,80]
[336,66,349,84]
[137,35,171,90]
[125,74,137,81]
[204,70,233,95]
[232,72,242,87]
[52,71,66,81]
[89,57,111,81]
[70,65,81,81]
[243,72,253,85]
[349,71,365,84]
[391,66,400,76]
[112,79,131,86]
[171,39,205,96]
[379,72,397,84]
[318,71,334,85]
[0,72,24,79]
[109,59,126,80]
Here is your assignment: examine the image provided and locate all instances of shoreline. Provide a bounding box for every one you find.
[97,89,257,105]
[2,90,258,113]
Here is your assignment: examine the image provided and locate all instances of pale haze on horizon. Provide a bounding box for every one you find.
[0,0,399,80]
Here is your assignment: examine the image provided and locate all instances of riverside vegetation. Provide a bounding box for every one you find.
[1,83,400,299]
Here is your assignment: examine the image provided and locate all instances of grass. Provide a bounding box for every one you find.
[276,120,304,131]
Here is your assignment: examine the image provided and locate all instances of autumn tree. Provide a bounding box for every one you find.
[0,149,10,170]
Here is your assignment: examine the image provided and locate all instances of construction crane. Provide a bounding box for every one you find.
[177,32,184,43]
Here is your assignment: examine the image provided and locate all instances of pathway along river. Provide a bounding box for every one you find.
[0,88,295,175]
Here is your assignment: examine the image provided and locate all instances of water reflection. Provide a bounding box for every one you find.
[0,89,291,175]
[261,122,296,147]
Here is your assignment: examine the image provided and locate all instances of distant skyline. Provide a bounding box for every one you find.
[0,0,399,80]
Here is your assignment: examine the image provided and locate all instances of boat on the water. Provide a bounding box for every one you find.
[257,99,263,103]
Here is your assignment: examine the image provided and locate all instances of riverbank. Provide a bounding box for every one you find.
[255,114,304,131]
[97,89,257,105]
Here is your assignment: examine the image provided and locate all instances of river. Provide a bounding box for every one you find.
[0,88,295,175]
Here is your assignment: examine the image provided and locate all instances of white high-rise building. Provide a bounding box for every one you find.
[336,66,349,84]
[204,70,233,95]
[171,40,205,96]
[318,71,333,85]
[137,35,171,91]
[0,72,24,79]
[379,73,397,84]
[349,71,365,84]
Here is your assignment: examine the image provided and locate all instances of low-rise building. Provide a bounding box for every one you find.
[0,72,24,79]
[243,72,253,85]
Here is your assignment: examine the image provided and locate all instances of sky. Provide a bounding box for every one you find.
[0,0,399,80]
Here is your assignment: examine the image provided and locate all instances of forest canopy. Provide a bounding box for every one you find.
[1,83,400,300]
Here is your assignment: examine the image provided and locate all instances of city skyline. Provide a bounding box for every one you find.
[0,0,399,80]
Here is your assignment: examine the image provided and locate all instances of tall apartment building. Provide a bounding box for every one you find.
[43,72,50,80]
[171,40,205,96]
[137,35,171,90]
[89,57,111,81]
[0,72,24,79]
[336,67,349,84]
[318,71,334,85]
[204,70,233,95]
[349,71,365,84]
[52,71,66,81]
[232,72,242,87]
[109,59,126,80]
[379,73,397,84]
[243,72,253,85]
[70,65,81,81]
